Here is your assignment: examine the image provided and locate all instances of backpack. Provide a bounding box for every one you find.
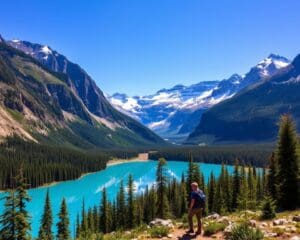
[196,190,206,208]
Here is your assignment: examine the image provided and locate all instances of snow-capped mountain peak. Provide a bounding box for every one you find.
[255,54,290,77]
[108,54,291,142]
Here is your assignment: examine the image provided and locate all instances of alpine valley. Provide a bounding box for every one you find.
[108,54,291,143]
[0,35,166,149]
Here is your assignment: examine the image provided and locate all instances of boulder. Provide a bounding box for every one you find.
[248,219,257,227]
[290,236,300,240]
[217,216,230,225]
[149,218,174,228]
[205,213,221,220]
[273,218,288,226]
[292,215,300,222]
[224,223,235,234]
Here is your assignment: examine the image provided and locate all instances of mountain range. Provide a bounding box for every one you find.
[0,35,165,148]
[108,54,290,142]
[187,54,300,144]
[1,34,298,147]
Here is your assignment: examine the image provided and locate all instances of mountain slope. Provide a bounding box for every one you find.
[108,55,290,142]
[187,54,300,144]
[0,38,165,148]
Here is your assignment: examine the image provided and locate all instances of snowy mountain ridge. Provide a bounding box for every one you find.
[108,54,291,142]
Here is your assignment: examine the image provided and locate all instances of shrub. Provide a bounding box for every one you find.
[204,222,226,236]
[226,222,264,240]
[272,227,285,236]
[260,195,276,220]
[149,226,170,238]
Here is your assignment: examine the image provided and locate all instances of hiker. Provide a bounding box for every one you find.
[187,182,205,235]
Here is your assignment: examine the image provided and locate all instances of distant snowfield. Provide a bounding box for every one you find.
[108,54,291,142]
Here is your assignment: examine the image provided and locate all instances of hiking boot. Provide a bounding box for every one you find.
[195,230,202,235]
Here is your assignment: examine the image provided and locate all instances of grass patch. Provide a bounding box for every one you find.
[149,226,170,238]
[204,222,226,236]
[6,108,24,122]
[226,222,264,240]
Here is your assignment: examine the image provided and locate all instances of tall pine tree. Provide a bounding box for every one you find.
[56,198,70,240]
[276,115,299,210]
[156,158,169,219]
[15,167,31,240]
[0,191,17,240]
[38,189,53,240]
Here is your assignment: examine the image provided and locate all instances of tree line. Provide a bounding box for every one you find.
[0,137,109,190]
[149,144,273,167]
[0,115,299,239]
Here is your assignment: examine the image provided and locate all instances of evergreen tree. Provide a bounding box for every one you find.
[75,214,81,239]
[126,174,136,228]
[116,180,126,228]
[38,190,53,240]
[237,166,249,211]
[156,158,169,219]
[256,172,263,203]
[267,152,278,201]
[186,154,202,203]
[100,188,109,233]
[276,115,299,210]
[247,167,257,210]
[56,198,70,240]
[15,167,31,240]
[80,199,88,234]
[224,167,232,212]
[92,206,99,232]
[208,172,216,213]
[0,190,17,240]
[214,165,227,214]
[180,174,187,216]
[232,160,240,210]
[260,195,276,220]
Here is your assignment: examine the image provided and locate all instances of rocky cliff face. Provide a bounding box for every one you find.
[0,39,165,148]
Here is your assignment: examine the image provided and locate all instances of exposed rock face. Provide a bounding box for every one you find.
[0,39,165,148]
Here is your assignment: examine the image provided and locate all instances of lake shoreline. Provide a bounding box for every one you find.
[0,157,149,192]
[107,157,150,166]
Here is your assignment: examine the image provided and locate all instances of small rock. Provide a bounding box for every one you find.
[217,216,230,225]
[290,236,300,240]
[292,215,300,222]
[167,234,173,238]
[224,223,235,234]
[260,222,268,228]
[149,218,174,228]
[205,213,220,220]
[248,219,257,227]
[265,232,278,237]
[124,230,131,235]
[273,218,288,226]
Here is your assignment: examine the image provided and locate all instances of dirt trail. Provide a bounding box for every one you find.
[166,228,224,240]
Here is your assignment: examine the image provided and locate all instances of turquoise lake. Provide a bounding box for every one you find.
[0,160,234,237]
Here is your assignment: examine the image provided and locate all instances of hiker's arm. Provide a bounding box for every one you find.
[190,199,195,209]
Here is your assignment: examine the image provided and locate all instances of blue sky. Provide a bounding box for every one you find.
[1,0,300,95]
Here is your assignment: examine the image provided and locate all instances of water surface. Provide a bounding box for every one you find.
[0,160,234,237]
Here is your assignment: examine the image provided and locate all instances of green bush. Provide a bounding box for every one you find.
[149,226,170,238]
[260,195,276,220]
[204,222,226,236]
[226,222,264,240]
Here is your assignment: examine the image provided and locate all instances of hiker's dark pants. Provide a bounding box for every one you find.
[188,208,202,231]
